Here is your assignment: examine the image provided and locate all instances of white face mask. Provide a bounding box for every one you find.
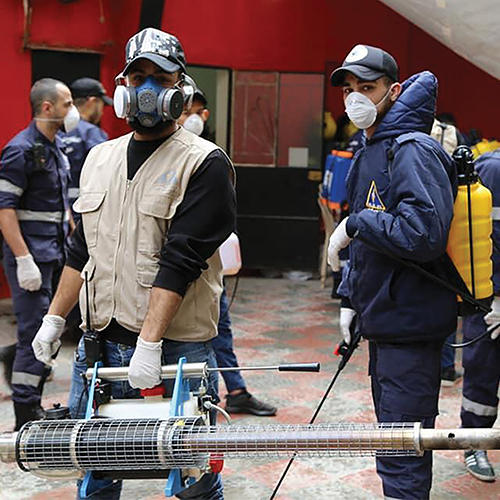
[63,105,80,133]
[345,86,393,130]
[183,113,204,136]
[36,104,80,133]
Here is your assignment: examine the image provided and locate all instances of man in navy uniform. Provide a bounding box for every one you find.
[328,45,457,499]
[460,148,500,482]
[60,77,111,220]
[0,78,76,429]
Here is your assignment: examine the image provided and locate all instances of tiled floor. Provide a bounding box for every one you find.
[1,276,499,499]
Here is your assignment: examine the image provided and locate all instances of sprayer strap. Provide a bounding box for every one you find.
[358,237,490,315]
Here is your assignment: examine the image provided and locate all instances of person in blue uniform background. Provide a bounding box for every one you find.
[460,148,500,482]
[0,78,76,430]
[59,77,111,221]
[328,45,457,499]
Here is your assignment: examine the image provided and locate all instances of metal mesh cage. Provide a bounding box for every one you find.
[18,417,205,472]
[182,422,419,459]
[17,419,419,473]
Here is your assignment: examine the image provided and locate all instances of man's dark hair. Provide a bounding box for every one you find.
[193,90,208,108]
[381,75,395,87]
[436,112,457,126]
[30,78,65,117]
[73,97,89,108]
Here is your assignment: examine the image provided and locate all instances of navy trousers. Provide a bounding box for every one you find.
[369,340,443,500]
[461,313,500,428]
[3,245,61,405]
[211,288,245,393]
[441,332,456,370]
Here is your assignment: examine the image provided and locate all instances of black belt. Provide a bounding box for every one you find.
[100,319,139,347]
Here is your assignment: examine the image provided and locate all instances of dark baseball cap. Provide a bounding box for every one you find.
[193,88,208,106]
[122,28,187,76]
[331,44,399,86]
[71,78,113,105]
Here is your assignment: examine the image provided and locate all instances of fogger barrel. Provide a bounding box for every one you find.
[2,419,500,477]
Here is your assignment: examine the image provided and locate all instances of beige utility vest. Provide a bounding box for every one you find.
[74,127,229,342]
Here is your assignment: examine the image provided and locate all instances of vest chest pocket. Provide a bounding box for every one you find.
[138,193,179,254]
[73,192,106,248]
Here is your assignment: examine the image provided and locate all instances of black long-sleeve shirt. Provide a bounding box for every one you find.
[67,134,236,340]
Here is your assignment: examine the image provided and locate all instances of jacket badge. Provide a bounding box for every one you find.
[154,171,178,189]
[366,181,386,211]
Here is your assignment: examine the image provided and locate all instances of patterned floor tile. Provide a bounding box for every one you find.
[1,277,499,499]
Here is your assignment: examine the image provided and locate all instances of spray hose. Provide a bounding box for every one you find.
[356,236,498,349]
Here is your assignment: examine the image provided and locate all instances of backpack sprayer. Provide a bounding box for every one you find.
[447,145,493,315]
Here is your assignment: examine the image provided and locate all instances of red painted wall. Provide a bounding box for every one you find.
[162,0,327,73]
[2,0,32,148]
[0,0,498,150]
[0,0,141,147]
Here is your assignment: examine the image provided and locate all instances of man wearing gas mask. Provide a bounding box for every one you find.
[59,77,111,222]
[0,78,75,430]
[31,28,235,500]
[327,45,457,499]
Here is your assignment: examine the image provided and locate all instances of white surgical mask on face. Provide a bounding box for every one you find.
[345,86,393,130]
[36,104,80,133]
[63,105,80,133]
[183,113,204,136]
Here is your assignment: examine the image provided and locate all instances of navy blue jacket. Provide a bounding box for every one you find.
[0,121,71,263]
[59,120,108,203]
[341,71,458,343]
[475,150,500,295]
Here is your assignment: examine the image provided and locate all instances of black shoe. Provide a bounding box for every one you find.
[0,344,16,389]
[464,450,496,482]
[441,367,463,387]
[13,402,46,431]
[225,390,277,417]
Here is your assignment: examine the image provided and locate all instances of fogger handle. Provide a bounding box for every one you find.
[278,363,320,372]
[85,362,208,381]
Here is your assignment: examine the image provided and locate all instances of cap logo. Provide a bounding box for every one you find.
[126,28,177,63]
[345,45,369,63]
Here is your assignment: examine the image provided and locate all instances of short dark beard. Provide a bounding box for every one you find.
[374,97,395,127]
[128,118,173,136]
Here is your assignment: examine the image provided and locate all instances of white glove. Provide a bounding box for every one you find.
[340,308,357,345]
[327,218,353,272]
[16,254,42,291]
[32,314,66,365]
[128,337,163,389]
[485,297,500,339]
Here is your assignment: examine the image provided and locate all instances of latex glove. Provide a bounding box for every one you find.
[327,218,353,272]
[16,254,42,291]
[340,308,357,345]
[128,337,163,389]
[32,315,66,365]
[485,297,500,339]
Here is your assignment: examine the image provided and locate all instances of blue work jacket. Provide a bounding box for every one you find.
[0,121,71,262]
[476,150,500,295]
[342,71,458,343]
